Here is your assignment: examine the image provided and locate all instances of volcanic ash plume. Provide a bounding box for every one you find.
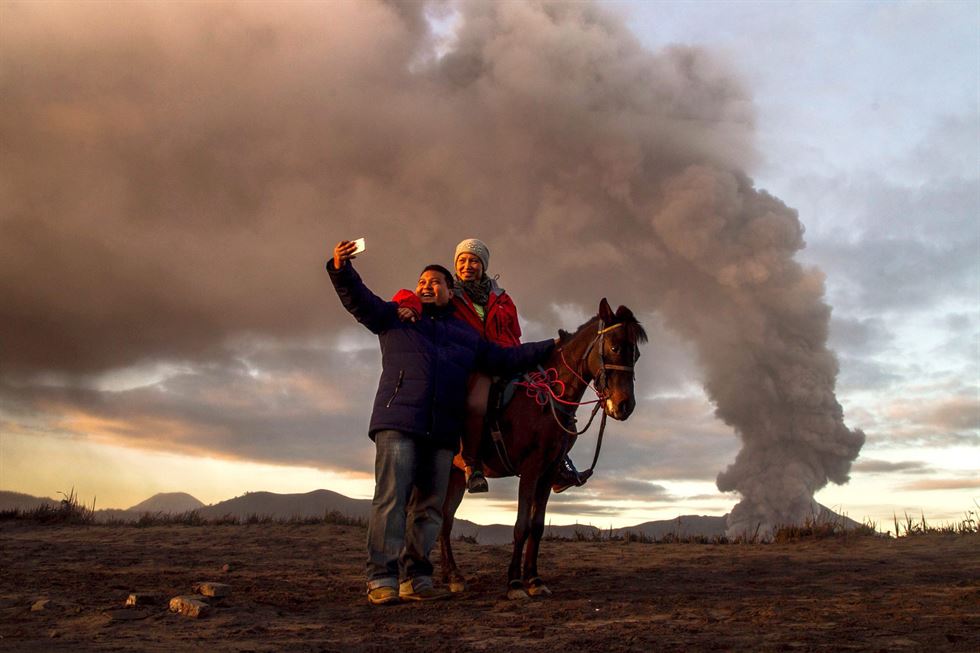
[644,166,867,534]
[0,0,864,530]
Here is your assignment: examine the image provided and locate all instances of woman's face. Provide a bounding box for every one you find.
[455,253,484,282]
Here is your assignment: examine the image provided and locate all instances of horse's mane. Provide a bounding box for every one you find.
[558,305,648,346]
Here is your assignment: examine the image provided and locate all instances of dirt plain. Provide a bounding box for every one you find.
[1,521,977,652]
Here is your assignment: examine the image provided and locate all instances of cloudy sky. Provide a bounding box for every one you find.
[1,0,976,530]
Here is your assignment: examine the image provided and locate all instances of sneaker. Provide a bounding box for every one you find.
[466,469,489,494]
[367,586,400,605]
[399,578,452,602]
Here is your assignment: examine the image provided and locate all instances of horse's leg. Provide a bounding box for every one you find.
[506,470,539,600]
[524,470,556,596]
[439,464,468,592]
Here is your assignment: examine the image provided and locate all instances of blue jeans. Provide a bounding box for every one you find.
[365,430,453,589]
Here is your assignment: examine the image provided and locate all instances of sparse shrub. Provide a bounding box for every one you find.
[729,523,763,544]
[323,510,367,527]
[134,510,207,527]
[623,530,652,544]
[959,504,979,534]
[454,533,478,544]
[893,505,979,537]
[0,509,22,521]
[573,528,597,542]
[774,514,840,542]
[15,488,96,525]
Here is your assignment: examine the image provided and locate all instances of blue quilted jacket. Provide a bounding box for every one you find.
[328,260,554,451]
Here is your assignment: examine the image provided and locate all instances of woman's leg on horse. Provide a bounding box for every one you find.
[438,465,468,592]
[462,373,492,493]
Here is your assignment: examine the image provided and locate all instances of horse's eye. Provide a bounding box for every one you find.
[610,345,620,354]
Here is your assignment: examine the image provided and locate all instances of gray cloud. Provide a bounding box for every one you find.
[807,227,979,315]
[884,395,980,435]
[898,478,980,492]
[834,356,905,393]
[560,478,672,502]
[828,316,894,358]
[1,342,381,472]
[595,406,741,482]
[852,459,930,474]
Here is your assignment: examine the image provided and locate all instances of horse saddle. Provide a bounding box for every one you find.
[484,371,576,476]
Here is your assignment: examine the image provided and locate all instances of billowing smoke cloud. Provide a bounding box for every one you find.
[0,0,863,531]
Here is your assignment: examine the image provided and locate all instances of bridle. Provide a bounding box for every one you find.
[579,321,637,399]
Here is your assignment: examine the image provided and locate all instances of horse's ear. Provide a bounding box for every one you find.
[615,305,634,320]
[599,298,614,323]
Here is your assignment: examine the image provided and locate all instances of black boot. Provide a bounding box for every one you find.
[552,456,591,493]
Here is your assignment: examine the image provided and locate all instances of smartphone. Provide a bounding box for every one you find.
[351,238,366,255]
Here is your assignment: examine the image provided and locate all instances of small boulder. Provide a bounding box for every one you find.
[192,582,231,598]
[125,593,159,607]
[31,599,51,612]
[168,595,210,619]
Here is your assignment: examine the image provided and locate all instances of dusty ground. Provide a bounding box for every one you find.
[1,521,977,652]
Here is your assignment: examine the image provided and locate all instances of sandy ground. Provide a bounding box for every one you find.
[1,521,977,652]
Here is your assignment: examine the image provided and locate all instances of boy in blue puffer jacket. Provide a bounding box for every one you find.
[328,239,556,605]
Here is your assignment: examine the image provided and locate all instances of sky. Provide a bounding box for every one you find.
[1,0,977,531]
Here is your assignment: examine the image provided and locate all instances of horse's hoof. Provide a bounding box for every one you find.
[527,583,552,597]
[449,579,467,593]
[506,588,530,600]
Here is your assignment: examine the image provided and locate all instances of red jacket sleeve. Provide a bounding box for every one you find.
[486,292,522,347]
[391,289,422,315]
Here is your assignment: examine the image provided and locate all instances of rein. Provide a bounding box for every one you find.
[511,319,636,480]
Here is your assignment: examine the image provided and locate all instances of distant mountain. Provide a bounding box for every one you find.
[2,488,865,542]
[197,489,372,520]
[450,520,600,545]
[813,502,864,531]
[451,516,728,545]
[0,490,59,512]
[128,492,204,513]
[612,514,729,540]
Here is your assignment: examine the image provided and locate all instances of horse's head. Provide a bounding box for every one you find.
[587,298,647,421]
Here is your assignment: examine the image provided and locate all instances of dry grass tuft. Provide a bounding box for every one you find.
[4,488,97,525]
[892,503,979,537]
[773,514,877,543]
[3,499,367,529]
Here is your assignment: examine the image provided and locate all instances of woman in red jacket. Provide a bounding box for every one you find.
[449,239,520,493]
[395,238,584,494]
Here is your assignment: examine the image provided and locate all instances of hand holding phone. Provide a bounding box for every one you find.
[333,238,366,268]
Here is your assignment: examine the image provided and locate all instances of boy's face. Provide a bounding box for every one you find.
[416,270,451,306]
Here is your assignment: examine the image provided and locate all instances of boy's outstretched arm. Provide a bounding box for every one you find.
[327,240,396,335]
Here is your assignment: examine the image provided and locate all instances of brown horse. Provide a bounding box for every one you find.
[438,298,647,599]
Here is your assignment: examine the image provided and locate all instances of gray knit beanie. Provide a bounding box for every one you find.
[454,238,490,271]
